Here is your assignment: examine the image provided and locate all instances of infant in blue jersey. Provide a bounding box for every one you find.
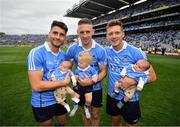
[111,59,150,109]
[48,61,80,113]
[70,51,98,119]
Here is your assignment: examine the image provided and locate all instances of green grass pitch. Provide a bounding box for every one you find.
[0,46,180,126]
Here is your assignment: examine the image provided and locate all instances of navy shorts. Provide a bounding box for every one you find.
[32,103,67,122]
[106,94,141,124]
[74,84,93,95]
[79,89,102,107]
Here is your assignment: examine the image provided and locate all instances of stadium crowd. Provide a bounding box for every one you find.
[92,0,180,25]
[0,0,179,55]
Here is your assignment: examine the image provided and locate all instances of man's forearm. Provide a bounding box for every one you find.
[97,65,107,82]
[97,69,107,82]
[31,80,67,92]
[120,77,136,90]
[147,65,157,83]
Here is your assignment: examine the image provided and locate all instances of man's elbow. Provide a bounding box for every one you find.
[152,75,157,82]
[102,69,107,78]
[148,75,157,83]
[30,83,43,92]
[31,86,42,92]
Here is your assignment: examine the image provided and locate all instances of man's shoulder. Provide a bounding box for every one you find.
[127,43,141,51]
[104,46,112,53]
[68,42,79,50]
[126,43,145,55]
[29,44,45,55]
[94,42,105,50]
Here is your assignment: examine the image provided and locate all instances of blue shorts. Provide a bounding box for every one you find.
[106,94,141,124]
[32,103,67,122]
[79,89,102,107]
[74,84,93,95]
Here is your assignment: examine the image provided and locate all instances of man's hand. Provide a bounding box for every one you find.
[119,77,136,90]
[78,72,93,87]
[61,72,71,86]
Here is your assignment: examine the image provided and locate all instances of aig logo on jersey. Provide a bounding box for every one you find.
[114,57,120,64]
[122,56,129,63]
[46,61,54,65]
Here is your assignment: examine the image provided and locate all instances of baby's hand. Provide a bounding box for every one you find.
[75,75,79,80]
[51,77,56,81]
[114,81,121,91]
[73,81,77,87]
[121,75,125,78]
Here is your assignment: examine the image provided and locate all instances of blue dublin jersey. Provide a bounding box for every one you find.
[27,42,66,107]
[66,40,107,91]
[48,69,74,80]
[123,64,148,83]
[76,66,98,80]
[106,41,146,102]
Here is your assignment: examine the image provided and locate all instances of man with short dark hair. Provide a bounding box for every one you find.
[27,20,71,126]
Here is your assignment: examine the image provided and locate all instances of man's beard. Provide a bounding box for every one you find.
[51,41,62,48]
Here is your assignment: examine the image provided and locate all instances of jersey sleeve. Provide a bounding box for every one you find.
[27,48,43,71]
[66,43,76,61]
[141,71,149,84]
[120,67,127,76]
[133,48,147,62]
[137,77,146,91]
[91,67,98,77]
[69,70,75,78]
[98,48,107,65]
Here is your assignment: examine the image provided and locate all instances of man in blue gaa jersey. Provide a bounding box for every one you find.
[111,59,150,109]
[105,19,157,126]
[27,21,71,126]
[66,18,107,126]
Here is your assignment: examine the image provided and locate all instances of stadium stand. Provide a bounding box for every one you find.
[0,33,46,46]
[0,32,76,48]
[65,0,180,54]
[1,0,179,54]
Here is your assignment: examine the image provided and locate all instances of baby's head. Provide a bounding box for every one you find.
[134,59,150,72]
[59,61,72,72]
[78,51,93,69]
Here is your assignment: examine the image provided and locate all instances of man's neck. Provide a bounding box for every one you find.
[82,41,92,50]
[113,41,124,51]
[48,42,59,54]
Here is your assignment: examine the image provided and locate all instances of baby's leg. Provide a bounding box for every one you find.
[66,86,80,104]
[83,92,92,119]
[124,85,136,100]
[117,85,136,109]
[54,87,70,112]
[68,87,81,117]
[61,101,70,113]
[85,92,92,106]
[54,87,66,104]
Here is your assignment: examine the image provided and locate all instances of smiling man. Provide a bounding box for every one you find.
[27,20,71,126]
[106,19,157,126]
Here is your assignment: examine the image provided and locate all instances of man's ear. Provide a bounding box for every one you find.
[92,29,95,34]
[122,31,125,39]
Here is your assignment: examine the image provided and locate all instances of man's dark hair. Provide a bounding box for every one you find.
[51,20,68,34]
[78,18,92,26]
[106,19,123,30]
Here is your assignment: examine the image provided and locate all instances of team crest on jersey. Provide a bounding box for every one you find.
[122,56,129,63]
[91,53,96,60]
